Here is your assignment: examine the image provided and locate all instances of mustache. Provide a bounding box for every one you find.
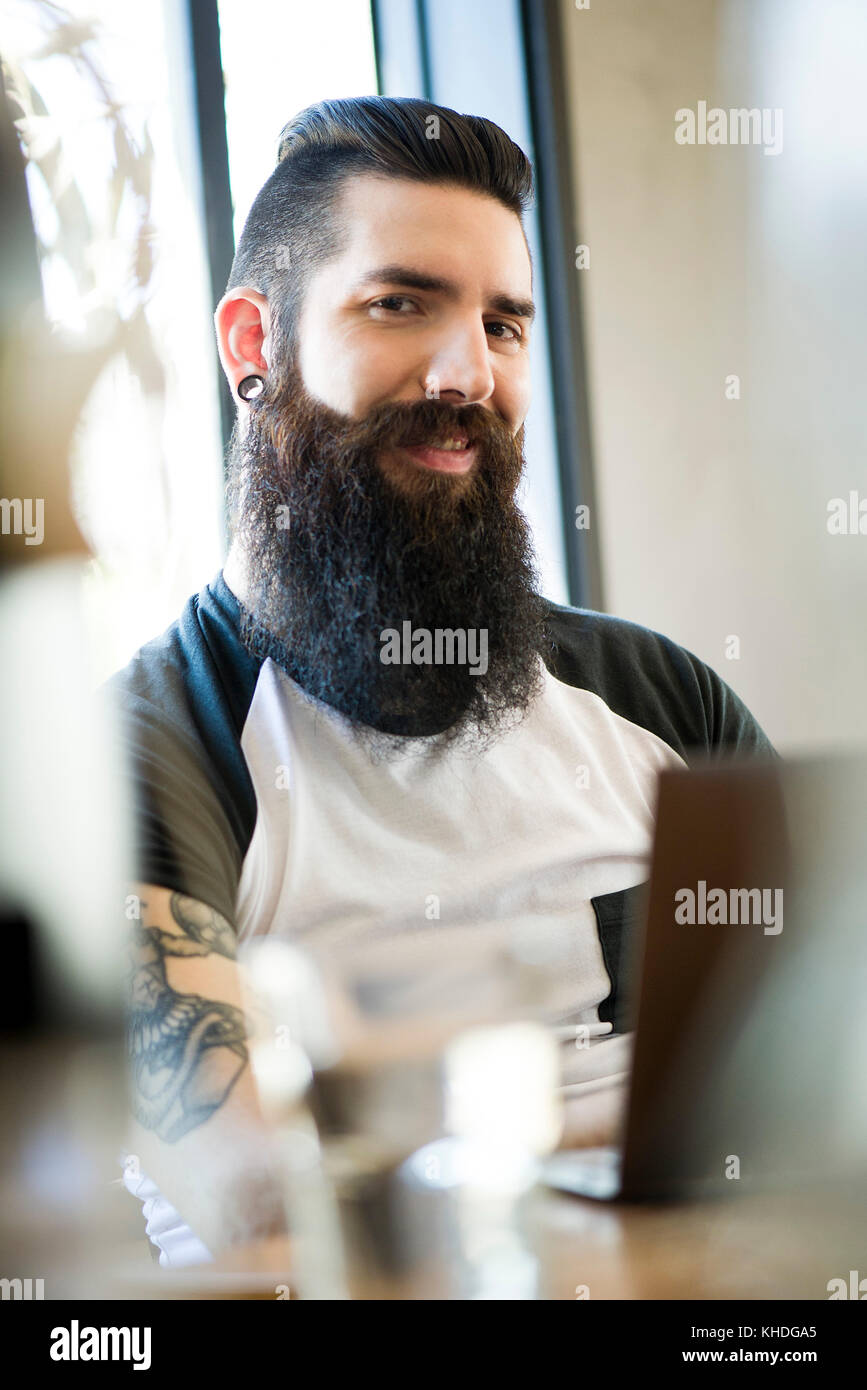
[329,398,515,452]
[256,385,521,480]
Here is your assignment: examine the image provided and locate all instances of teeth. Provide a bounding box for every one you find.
[427,438,467,450]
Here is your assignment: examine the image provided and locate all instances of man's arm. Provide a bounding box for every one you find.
[124,883,288,1256]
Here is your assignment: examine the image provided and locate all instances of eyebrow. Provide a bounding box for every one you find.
[351,263,536,324]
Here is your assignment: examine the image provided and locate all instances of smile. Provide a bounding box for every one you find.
[397,438,477,474]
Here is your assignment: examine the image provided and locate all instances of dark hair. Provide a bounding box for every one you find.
[224,95,534,360]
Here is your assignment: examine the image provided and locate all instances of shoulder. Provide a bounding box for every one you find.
[539,600,777,763]
[106,572,261,731]
[103,572,265,921]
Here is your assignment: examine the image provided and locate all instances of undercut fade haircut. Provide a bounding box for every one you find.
[223,95,535,365]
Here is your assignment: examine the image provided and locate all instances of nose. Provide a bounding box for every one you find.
[423,320,496,406]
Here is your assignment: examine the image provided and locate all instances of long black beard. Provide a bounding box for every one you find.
[226,361,547,754]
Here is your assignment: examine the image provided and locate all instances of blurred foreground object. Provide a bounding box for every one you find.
[245,932,563,1299]
[0,554,133,1298]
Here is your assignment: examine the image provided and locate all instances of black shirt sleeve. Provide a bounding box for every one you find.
[104,575,261,927]
[540,601,778,763]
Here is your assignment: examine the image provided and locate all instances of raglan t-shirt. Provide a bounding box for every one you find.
[109,569,776,1266]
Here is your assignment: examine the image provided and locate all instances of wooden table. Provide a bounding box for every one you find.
[105,1173,866,1301]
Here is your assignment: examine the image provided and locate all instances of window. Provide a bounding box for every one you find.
[218,0,378,243]
[5,0,227,678]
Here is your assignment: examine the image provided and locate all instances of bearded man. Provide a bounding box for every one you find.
[110,96,775,1267]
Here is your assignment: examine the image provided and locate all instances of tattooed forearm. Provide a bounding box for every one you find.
[125,907,248,1143]
[169,892,238,959]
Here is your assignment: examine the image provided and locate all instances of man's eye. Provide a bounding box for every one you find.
[370,296,417,313]
[486,321,521,341]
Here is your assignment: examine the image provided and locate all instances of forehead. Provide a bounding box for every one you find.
[324,173,533,294]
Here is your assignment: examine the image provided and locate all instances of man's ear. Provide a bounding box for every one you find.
[214,288,272,397]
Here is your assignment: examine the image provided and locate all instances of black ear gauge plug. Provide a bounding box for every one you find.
[237,375,265,401]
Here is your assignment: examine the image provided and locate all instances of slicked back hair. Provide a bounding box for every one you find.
[223,95,534,368]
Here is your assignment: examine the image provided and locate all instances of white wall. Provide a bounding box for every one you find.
[558,0,867,752]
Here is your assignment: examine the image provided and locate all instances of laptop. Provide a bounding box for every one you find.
[539,753,867,1202]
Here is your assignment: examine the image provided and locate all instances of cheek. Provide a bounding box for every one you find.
[349,335,424,406]
[498,364,531,434]
[302,333,413,417]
